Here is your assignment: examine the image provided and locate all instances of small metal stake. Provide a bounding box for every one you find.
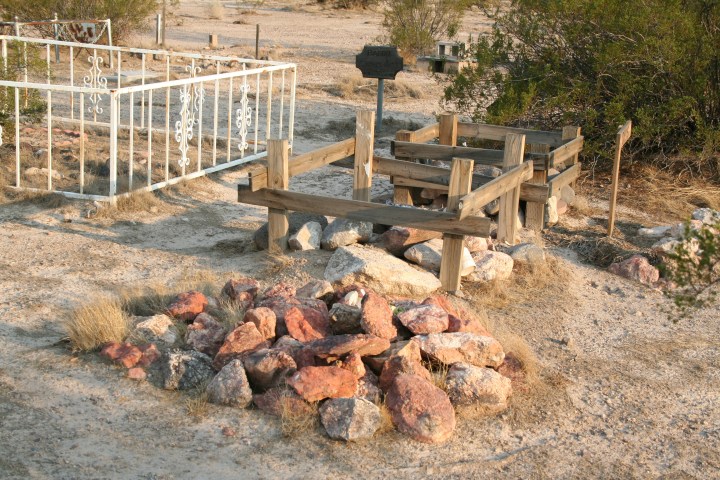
[255,24,260,59]
[376,78,384,134]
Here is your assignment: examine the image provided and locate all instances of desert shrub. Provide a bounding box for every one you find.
[315,0,377,8]
[382,0,472,57]
[65,297,130,351]
[208,0,224,20]
[661,219,720,319]
[442,0,720,178]
[0,0,162,41]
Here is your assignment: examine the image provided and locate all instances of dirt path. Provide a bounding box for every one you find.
[1,1,719,478]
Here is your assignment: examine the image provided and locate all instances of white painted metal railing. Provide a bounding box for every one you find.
[0,35,296,202]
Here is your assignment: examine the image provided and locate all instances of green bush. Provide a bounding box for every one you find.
[442,0,720,178]
[0,0,161,41]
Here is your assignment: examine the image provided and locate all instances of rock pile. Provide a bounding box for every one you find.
[99,278,523,444]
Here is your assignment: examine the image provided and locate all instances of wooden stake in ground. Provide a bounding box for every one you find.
[353,110,375,202]
[439,157,474,292]
[497,134,525,245]
[392,129,415,205]
[267,139,290,254]
[607,121,632,237]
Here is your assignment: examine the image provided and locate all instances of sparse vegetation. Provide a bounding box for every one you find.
[327,75,424,100]
[208,0,225,20]
[65,297,130,351]
[280,399,319,437]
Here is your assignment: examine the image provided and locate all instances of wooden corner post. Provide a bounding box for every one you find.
[439,113,458,147]
[393,129,415,205]
[608,120,632,237]
[497,133,525,245]
[439,157,474,292]
[267,139,290,254]
[525,143,550,231]
[353,110,375,202]
[562,125,581,188]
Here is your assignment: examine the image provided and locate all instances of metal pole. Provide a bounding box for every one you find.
[376,78,384,134]
[255,24,260,59]
[155,14,162,46]
[52,13,60,64]
[107,19,113,69]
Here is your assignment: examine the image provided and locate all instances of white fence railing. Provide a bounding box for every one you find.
[0,35,296,202]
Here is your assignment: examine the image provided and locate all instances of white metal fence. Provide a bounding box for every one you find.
[0,35,296,202]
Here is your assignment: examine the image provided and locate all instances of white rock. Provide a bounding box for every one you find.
[670,220,705,238]
[467,251,514,283]
[321,219,373,250]
[325,245,441,297]
[692,208,720,225]
[638,226,672,238]
[465,236,491,253]
[445,363,512,409]
[288,221,322,251]
[508,243,546,266]
[546,196,559,225]
[404,239,474,276]
[560,185,576,205]
[133,314,178,346]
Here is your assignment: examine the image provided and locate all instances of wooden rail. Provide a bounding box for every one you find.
[457,122,564,147]
[457,161,534,220]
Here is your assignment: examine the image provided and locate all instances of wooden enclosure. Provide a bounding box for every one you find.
[390,114,584,231]
[238,110,535,292]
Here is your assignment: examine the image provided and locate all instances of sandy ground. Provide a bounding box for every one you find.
[1,2,719,478]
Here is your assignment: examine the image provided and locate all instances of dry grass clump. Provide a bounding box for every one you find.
[93,191,167,219]
[207,296,247,331]
[375,399,395,435]
[120,282,176,317]
[184,383,211,418]
[280,400,319,437]
[327,75,424,100]
[65,297,130,351]
[208,0,225,20]
[423,360,450,392]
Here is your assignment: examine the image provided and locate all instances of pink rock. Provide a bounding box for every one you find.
[446,316,492,337]
[496,352,528,393]
[244,307,277,341]
[446,363,512,409]
[127,367,147,380]
[360,291,397,340]
[397,305,449,335]
[256,296,301,337]
[379,355,433,393]
[213,322,270,370]
[287,366,358,402]
[137,344,161,367]
[304,334,390,359]
[386,374,456,444]
[262,282,296,299]
[608,255,660,286]
[186,313,227,357]
[380,226,441,256]
[285,306,330,342]
[100,342,142,368]
[355,369,381,402]
[412,333,505,368]
[167,291,208,322]
[364,340,411,374]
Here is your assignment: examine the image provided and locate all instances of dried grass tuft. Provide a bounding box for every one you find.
[423,360,450,392]
[375,399,395,435]
[280,399,318,437]
[184,383,211,418]
[327,75,424,100]
[93,191,167,219]
[208,0,225,20]
[65,297,130,351]
[120,282,176,318]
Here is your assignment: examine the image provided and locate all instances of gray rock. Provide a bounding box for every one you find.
[206,359,253,407]
[161,350,215,391]
[325,245,441,298]
[546,196,559,225]
[296,280,334,300]
[484,199,500,216]
[254,213,329,250]
[508,243,546,266]
[466,251,514,283]
[403,238,474,276]
[329,303,363,335]
[560,185,576,205]
[321,219,373,250]
[670,220,705,238]
[411,332,505,368]
[319,397,382,441]
[638,226,672,238]
[465,236,491,253]
[475,165,502,177]
[692,208,720,225]
[132,314,179,346]
[289,221,322,251]
[445,362,512,409]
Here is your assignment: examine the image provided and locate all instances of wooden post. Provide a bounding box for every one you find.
[497,133,525,245]
[393,129,415,205]
[267,139,290,254]
[439,157,474,292]
[525,143,550,231]
[608,121,632,237]
[562,126,581,188]
[353,110,375,202]
[439,114,458,147]
[209,34,218,48]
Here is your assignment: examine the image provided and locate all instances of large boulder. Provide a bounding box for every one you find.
[607,254,659,286]
[397,305,449,335]
[412,333,505,368]
[206,359,253,407]
[185,313,226,357]
[213,322,270,370]
[445,363,512,409]
[289,221,323,251]
[321,219,373,250]
[160,350,215,391]
[325,245,442,298]
[254,212,329,250]
[243,348,297,392]
[287,366,358,402]
[467,251,514,283]
[319,398,382,441]
[507,243,546,267]
[386,374,456,444]
[360,291,397,340]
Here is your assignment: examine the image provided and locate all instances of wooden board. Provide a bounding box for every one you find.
[412,123,440,143]
[457,161,533,220]
[391,141,505,165]
[238,186,491,236]
[497,134,525,245]
[393,130,416,205]
[439,114,458,147]
[608,120,632,236]
[391,174,550,204]
[267,139,290,254]
[549,163,582,197]
[525,143,550,231]
[440,157,473,292]
[457,122,563,147]
[353,110,375,202]
[548,135,584,168]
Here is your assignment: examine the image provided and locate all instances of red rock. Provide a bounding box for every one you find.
[243,348,297,392]
[495,352,528,393]
[137,344,161,367]
[287,366,358,402]
[252,387,315,417]
[100,342,142,368]
[271,335,303,358]
[355,369,381,402]
[262,282,296,299]
[293,347,318,369]
[608,255,660,286]
[446,316,492,337]
[386,374,456,444]
[335,352,366,379]
[379,343,431,393]
[244,307,277,341]
[397,305,449,335]
[213,322,270,370]
[360,292,397,340]
[304,334,390,359]
[364,340,411,374]
[185,313,226,357]
[285,306,330,342]
[167,291,208,322]
[127,367,147,380]
[222,277,259,302]
[421,295,467,320]
[256,296,301,337]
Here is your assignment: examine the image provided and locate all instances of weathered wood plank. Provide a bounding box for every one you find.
[549,163,582,198]
[412,123,440,143]
[440,157,473,292]
[497,134,525,245]
[457,122,563,147]
[548,134,584,167]
[525,143,550,231]
[267,139,290,254]
[393,130,416,205]
[439,114,458,147]
[353,110,375,202]
[391,141,505,165]
[457,161,533,220]
[238,186,491,236]
[608,120,632,236]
